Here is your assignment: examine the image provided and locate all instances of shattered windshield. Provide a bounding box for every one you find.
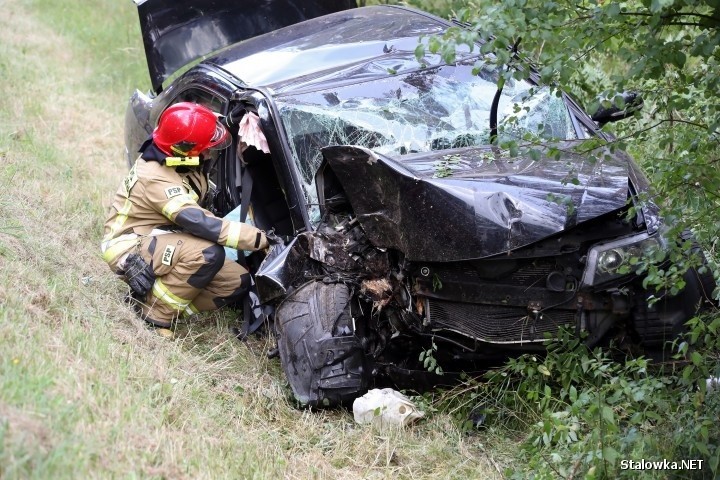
[275,61,578,223]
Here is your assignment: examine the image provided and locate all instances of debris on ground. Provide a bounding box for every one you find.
[352,388,424,428]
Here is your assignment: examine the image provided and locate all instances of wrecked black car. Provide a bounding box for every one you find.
[125,1,716,407]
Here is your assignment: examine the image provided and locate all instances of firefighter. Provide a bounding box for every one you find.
[101,102,268,329]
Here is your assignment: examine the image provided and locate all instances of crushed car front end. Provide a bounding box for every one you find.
[258,141,714,406]
[254,51,715,407]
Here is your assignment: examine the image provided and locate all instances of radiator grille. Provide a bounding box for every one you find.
[430,260,557,287]
[509,263,556,286]
[428,299,575,344]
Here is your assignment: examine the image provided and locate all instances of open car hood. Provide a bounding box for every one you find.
[133,0,357,93]
[319,144,630,262]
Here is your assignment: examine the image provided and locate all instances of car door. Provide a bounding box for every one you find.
[210,91,300,237]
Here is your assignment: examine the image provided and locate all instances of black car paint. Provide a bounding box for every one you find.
[317,144,630,262]
[125,3,715,407]
[135,0,357,93]
[128,4,645,243]
[207,7,457,93]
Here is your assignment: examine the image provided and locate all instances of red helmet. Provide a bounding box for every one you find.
[153,102,230,157]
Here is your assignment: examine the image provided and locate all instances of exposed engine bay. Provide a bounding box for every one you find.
[257,198,693,406]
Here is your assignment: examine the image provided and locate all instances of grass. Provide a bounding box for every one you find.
[0,1,507,478]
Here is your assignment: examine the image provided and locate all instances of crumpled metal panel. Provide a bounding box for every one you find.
[134,0,357,93]
[321,145,630,262]
[255,236,311,303]
[123,89,153,167]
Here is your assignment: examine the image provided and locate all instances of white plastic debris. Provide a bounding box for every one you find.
[352,388,424,428]
[707,377,720,393]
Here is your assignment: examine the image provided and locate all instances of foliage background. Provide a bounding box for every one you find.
[417,0,720,270]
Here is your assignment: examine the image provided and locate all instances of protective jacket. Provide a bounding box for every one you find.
[102,142,267,326]
[103,144,265,262]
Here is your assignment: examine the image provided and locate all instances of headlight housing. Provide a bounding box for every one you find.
[582,233,663,286]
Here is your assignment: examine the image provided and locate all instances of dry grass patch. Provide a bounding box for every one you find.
[0,404,53,452]
[0,0,509,478]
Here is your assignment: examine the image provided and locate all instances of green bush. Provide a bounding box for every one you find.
[428,324,720,479]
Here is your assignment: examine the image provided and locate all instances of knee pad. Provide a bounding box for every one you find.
[187,243,226,289]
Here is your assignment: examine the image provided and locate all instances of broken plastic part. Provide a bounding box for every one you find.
[352,388,424,427]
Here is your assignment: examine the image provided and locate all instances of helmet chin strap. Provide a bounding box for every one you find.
[165,156,200,167]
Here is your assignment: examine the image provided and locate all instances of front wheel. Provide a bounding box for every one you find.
[274,281,368,407]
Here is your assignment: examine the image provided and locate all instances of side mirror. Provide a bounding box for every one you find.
[591,91,644,126]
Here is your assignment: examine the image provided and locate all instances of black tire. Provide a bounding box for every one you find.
[274,281,368,407]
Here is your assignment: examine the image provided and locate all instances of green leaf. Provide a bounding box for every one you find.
[695,441,711,456]
[644,411,662,421]
[428,36,441,54]
[601,405,614,424]
[605,3,620,16]
[602,446,619,466]
[632,390,645,402]
[711,449,720,474]
[414,43,425,61]
[650,0,675,13]
[691,351,703,366]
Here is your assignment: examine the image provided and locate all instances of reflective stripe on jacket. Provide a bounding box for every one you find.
[102,158,265,262]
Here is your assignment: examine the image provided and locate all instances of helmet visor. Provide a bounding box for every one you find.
[207,121,231,151]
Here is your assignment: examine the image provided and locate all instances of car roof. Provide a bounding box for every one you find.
[206,6,459,95]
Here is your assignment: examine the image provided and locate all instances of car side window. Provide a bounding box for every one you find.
[174,88,225,114]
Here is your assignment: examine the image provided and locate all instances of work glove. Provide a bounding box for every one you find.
[265,229,284,247]
[257,231,270,250]
[123,254,155,296]
[223,105,246,130]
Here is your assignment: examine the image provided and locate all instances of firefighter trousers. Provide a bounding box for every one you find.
[121,232,249,327]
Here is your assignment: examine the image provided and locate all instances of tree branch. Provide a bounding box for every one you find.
[663,21,711,27]
[663,180,720,201]
[576,118,708,155]
[572,24,633,63]
[615,10,720,22]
